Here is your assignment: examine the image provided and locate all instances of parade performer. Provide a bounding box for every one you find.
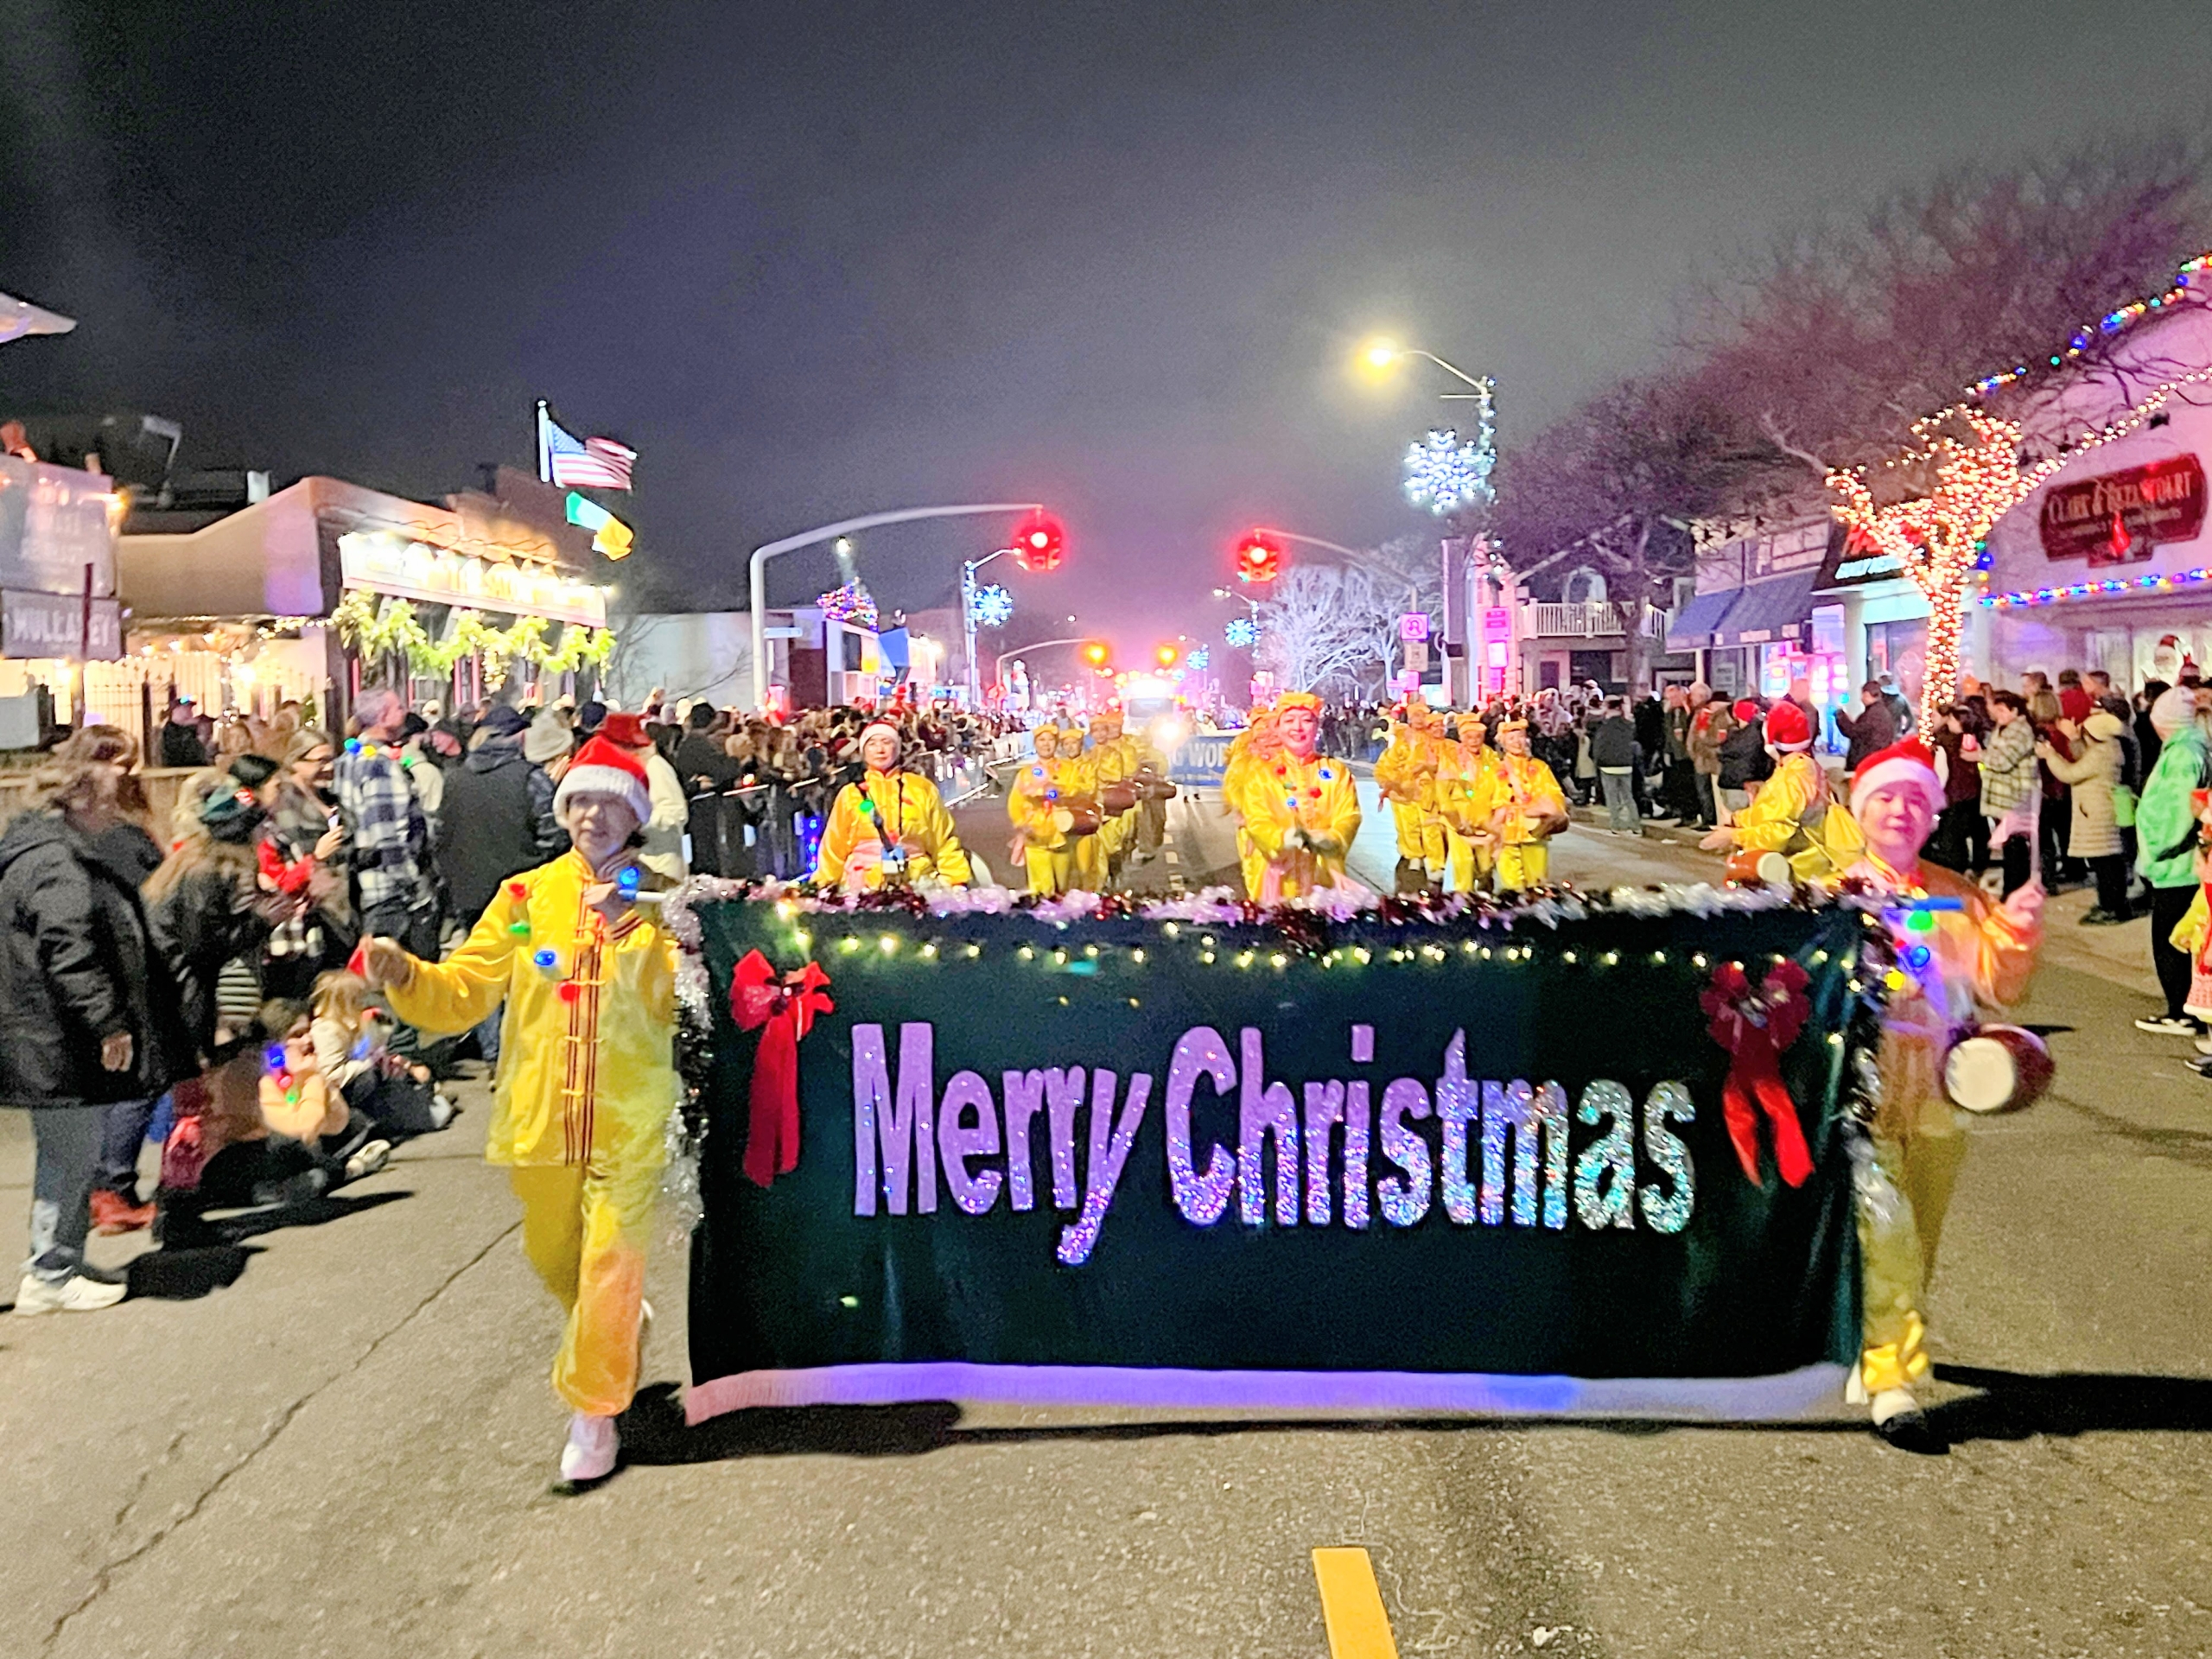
[1085,708,1138,883]
[1477,716,1568,891]
[1437,715,1501,894]
[1232,691,1361,899]
[359,734,678,1484]
[1840,740,2041,1448]
[811,720,973,892]
[1221,709,1282,898]
[1700,701,1863,880]
[1374,705,1444,887]
[1008,725,1096,896]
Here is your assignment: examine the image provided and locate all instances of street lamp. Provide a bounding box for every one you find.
[1357,338,1495,403]
[747,502,1046,711]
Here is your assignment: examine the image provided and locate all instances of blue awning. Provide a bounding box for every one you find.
[1710,569,1819,648]
[1665,586,1741,652]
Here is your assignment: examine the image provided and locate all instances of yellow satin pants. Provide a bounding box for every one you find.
[1444,829,1494,894]
[1493,841,1549,892]
[1389,800,1427,863]
[1858,1127,1967,1395]
[510,1156,661,1417]
[1024,845,1079,895]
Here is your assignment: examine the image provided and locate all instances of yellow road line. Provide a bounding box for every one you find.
[1312,1548,1399,1659]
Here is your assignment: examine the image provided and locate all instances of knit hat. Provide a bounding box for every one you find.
[476,703,529,740]
[598,711,652,749]
[1732,699,1760,723]
[552,734,652,821]
[2084,709,2126,741]
[523,709,572,766]
[1850,740,1943,819]
[1764,700,1813,752]
[2059,685,2094,724]
[2151,686,2195,738]
[200,783,268,842]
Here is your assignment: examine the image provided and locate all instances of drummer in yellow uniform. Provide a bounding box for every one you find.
[1699,701,1862,880]
[1086,708,1140,886]
[1373,706,1437,886]
[1008,724,1090,895]
[1221,709,1281,898]
[1478,716,1569,891]
[1234,691,1362,900]
[1438,713,1502,893]
[811,720,974,891]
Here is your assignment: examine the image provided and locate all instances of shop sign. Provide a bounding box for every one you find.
[0,588,123,660]
[1816,524,1910,588]
[0,459,120,600]
[337,531,608,626]
[2039,454,2206,566]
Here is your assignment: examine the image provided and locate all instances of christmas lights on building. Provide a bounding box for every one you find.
[817,580,879,628]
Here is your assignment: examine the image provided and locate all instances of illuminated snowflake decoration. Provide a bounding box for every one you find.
[817,580,878,628]
[1402,426,1496,518]
[1185,646,1210,671]
[1224,617,1260,649]
[969,582,1014,628]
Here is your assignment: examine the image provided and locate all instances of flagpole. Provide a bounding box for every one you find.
[535,400,552,485]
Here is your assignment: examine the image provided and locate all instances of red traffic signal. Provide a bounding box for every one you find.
[1154,642,1179,669]
[1081,640,1110,669]
[1235,530,1283,584]
[1014,512,1066,572]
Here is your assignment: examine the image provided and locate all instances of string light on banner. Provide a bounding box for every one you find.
[1980,566,2212,611]
[1402,426,1496,517]
[1224,616,1260,649]
[968,582,1014,629]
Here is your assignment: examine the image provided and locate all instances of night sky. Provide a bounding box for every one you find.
[5,1,2211,652]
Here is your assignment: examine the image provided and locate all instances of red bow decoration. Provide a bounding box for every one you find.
[1700,957,1815,1188]
[729,950,834,1188]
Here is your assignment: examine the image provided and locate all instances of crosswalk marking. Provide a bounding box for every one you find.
[1312,1548,1399,1659]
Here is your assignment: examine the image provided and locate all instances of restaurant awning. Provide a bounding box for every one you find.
[1665,586,1741,652]
[1709,569,1819,649]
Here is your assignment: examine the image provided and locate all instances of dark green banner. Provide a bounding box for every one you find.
[679,893,1872,1421]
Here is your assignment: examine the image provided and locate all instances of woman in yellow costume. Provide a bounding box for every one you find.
[1478,716,1569,891]
[359,734,678,1485]
[1700,701,1862,880]
[1437,714,1501,893]
[1233,691,1362,900]
[1008,724,1095,895]
[1839,741,2041,1451]
[811,720,973,892]
[1221,709,1281,898]
[1373,705,1445,886]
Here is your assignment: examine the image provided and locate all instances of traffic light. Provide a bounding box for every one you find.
[1235,530,1283,585]
[1014,512,1066,572]
[1081,640,1110,670]
[1154,643,1179,669]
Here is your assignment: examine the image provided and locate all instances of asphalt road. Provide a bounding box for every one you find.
[3,786,2209,1657]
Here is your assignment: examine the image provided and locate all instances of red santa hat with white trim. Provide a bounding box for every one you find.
[552,734,652,821]
[1764,700,1814,753]
[1849,739,1944,819]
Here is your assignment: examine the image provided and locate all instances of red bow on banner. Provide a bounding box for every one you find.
[730,950,835,1189]
[1700,957,1815,1188]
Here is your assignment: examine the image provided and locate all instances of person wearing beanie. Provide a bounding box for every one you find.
[812,720,974,893]
[358,732,678,1484]
[2038,708,2131,923]
[1699,700,1862,880]
[524,706,575,775]
[2131,686,2212,1035]
[1233,691,1363,900]
[1840,740,2043,1450]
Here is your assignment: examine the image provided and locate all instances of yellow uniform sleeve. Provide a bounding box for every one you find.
[385,887,525,1036]
[1732,755,1821,854]
[813,784,864,887]
[910,777,973,886]
[1319,769,1362,855]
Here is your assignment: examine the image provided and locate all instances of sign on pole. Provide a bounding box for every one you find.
[1399,613,1431,643]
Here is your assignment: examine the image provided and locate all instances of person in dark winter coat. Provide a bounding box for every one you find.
[1834,681,1900,773]
[0,760,194,1313]
[435,706,569,922]
[158,697,208,769]
[1717,698,1775,813]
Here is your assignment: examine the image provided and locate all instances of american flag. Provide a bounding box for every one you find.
[544,416,637,490]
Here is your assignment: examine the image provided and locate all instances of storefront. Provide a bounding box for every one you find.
[1667,519,1842,725]
[1972,302,2212,690]
[1811,526,1933,711]
[116,474,614,740]
[0,456,128,743]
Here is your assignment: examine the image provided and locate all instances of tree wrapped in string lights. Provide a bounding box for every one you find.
[1827,408,2028,697]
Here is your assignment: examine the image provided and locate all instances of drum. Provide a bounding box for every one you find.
[1943,1025,2055,1115]
[1101,781,1139,815]
[1058,801,1103,836]
[1724,849,1793,887]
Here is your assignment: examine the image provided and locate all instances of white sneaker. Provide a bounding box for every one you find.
[559,1411,620,1483]
[429,1094,457,1128]
[14,1271,127,1315]
[343,1140,392,1181]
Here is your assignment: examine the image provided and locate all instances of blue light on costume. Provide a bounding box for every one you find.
[532,947,558,970]
[264,1044,287,1071]
[344,737,363,754]
[615,866,641,896]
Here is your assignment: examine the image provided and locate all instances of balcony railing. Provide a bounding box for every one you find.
[1525,601,1666,639]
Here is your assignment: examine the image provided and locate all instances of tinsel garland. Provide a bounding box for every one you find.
[331,589,616,676]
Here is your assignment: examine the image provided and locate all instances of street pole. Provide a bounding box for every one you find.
[747,502,1041,712]
[960,545,1015,709]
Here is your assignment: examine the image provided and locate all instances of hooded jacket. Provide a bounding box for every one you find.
[435,739,569,922]
[0,810,194,1108]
